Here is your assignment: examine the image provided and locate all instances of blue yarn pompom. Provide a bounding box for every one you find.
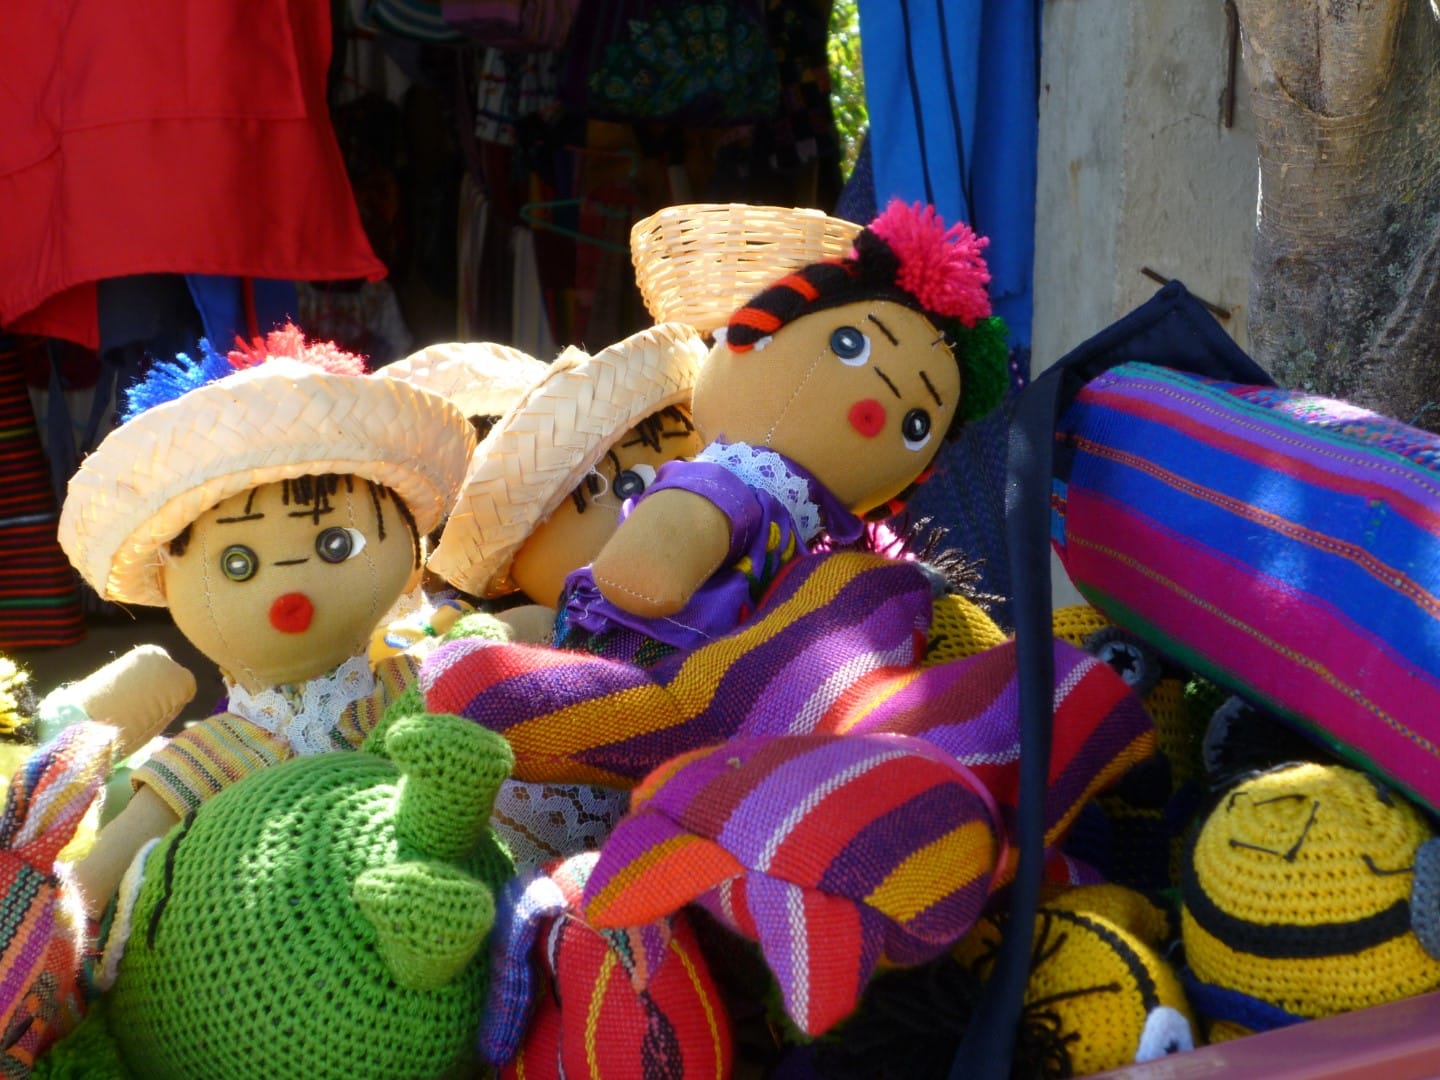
[121,340,235,422]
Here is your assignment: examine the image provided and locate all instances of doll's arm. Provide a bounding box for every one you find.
[589,488,731,618]
[70,784,181,919]
[41,644,196,759]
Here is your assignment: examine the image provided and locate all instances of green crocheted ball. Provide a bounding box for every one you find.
[67,712,514,1079]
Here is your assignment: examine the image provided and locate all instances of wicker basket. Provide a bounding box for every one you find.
[631,204,862,334]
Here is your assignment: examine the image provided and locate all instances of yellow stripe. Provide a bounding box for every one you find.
[865,818,996,921]
[670,937,725,1079]
[830,668,926,733]
[586,834,710,919]
[585,948,618,1078]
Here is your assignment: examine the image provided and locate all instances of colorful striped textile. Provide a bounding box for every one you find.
[1055,362,1440,811]
[0,723,115,1069]
[0,343,84,649]
[578,639,1152,1036]
[484,853,732,1079]
[421,551,935,788]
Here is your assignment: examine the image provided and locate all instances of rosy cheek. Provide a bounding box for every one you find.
[848,399,887,438]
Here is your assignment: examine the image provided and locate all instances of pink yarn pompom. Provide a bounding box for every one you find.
[866,199,992,327]
[227,322,370,375]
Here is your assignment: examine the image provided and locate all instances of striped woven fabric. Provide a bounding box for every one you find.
[0,343,84,649]
[577,638,1152,1037]
[486,853,732,1079]
[0,723,116,1068]
[1055,362,1440,811]
[421,551,935,788]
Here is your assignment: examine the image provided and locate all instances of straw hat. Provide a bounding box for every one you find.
[427,321,707,597]
[59,356,477,608]
[630,203,863,334]
[382,341,549,423]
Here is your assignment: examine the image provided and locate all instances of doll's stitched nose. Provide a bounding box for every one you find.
[848,399,887,437]
[269,592,315,633]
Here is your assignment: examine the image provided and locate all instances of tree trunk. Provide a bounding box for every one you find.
[1237,0,1440,429]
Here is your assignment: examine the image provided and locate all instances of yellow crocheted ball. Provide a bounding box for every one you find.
[921,592,1006,666]
[1182,762,1440,1038]
[956,884,1197,1076]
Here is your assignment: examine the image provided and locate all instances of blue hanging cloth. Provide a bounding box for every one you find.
[857,0,1038,351]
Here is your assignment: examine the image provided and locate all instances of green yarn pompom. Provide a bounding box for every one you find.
[953,315,1010,422]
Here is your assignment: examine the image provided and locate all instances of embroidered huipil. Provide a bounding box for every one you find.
[559,441,863,653]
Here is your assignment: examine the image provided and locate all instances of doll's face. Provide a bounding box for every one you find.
[693,299,961,516]
[161,478,418,691]
[508,407,702,606]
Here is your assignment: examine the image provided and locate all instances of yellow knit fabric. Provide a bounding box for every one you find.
[921,593,1007,667]
[1183,763,1440,1036]
[956,883,1196,1075]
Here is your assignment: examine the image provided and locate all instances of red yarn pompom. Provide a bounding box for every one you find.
[865,199,992,327]
[227,322,370,375]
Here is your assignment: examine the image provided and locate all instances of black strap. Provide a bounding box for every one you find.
[949,280,1272,1078]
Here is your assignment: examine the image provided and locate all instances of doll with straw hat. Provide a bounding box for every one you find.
[54,324,476,917]
[559,198,1010,659]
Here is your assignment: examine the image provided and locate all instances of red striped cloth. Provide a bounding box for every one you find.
[0,342,83,649]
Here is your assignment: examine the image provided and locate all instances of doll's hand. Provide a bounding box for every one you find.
[590,489,730,618]
[47,644,197,759]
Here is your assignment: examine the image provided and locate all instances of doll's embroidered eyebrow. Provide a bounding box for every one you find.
[873,367,902,399]
[216,513,265,524]
[920,371,944,407]
[866,313,899,345]
[273,557,309,566]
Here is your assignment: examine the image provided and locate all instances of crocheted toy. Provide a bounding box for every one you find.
[954,884,1197,1076]
[420,551,1156,1034]
[559,199,1009,659]
[35,710,515,1079]
[1180,761,1440,1041]
[479,852,733,1078]
[54,325,475,919]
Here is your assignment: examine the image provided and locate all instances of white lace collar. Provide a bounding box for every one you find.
[696,441,824,541]
[226,653,374,756]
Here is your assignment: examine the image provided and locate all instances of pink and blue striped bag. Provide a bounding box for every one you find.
[1052,344,1440,811]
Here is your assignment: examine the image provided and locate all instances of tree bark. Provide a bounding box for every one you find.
[1237,0,1440,429]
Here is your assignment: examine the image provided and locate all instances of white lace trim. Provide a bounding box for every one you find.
[227,653,375,756]
[696,441,823,541]
[489,780,629,872]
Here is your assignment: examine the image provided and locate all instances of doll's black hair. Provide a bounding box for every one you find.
[168,475,421,569]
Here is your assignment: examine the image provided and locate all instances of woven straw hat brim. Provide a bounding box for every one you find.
[58,363,477,607]
[631,203,863,333]
[428,322,707,597]
[383,341,549,421]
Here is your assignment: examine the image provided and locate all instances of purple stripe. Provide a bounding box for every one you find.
[818,780,993,899]
[584,810,694,904]
[1087,367,1440,509]
[882,872,994,963]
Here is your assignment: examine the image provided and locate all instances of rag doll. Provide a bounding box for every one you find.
[427,322,708,642]
[557,199,1009,659]
[54,325,474,917]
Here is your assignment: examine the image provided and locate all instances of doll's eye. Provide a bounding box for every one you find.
[613,464,657,500]
[221,545,258,582]
[316,526,367,564]
[901,408,933,451]
[830,327,871,366]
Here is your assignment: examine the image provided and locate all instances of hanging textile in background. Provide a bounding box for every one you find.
[510,227,559,362]
[441,0,579,50]
[562,0,782,124]
[297,280,414,365]
[0,0,385,349]
[356,0,466,42]
[0,339,85,649]
[857,0,1037,353]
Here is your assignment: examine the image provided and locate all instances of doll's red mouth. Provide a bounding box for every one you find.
[269,592,315,633]
[848,399,887,437]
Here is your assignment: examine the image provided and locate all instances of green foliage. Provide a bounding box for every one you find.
[828,0,867,181]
